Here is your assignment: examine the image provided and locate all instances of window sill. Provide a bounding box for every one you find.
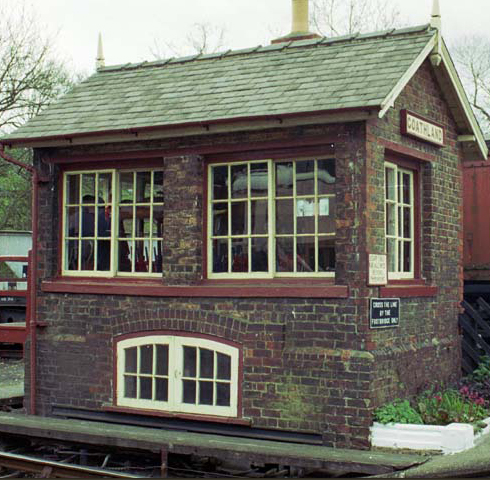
[379,282,438,298]
[104,405,251,426]
[41,278,349,298]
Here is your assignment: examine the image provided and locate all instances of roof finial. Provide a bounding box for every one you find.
[96,33,105,71]
[430,0,441,31]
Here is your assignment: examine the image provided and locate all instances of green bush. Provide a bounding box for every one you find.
[374,399,423,425]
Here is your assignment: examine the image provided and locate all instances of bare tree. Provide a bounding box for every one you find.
[451,35,490,135]
[0,3,76,231]
[151,22,228,59]
[311,0,403,37]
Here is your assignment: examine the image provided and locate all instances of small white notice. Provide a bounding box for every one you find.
[319,197,329,216]
[368,254,387,286]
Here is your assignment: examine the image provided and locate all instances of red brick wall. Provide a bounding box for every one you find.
[27,60,464,450]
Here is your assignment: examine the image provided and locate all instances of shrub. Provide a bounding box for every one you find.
[374,399,423,425]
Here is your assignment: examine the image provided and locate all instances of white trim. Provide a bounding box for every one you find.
[116,335,238,417]
[379,35,437,119]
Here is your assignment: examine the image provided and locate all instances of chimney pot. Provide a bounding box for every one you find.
[292,0,309,33]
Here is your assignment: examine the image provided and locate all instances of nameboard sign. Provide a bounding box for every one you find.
[370,298,400,329]
[368,254,387,286]
[401,110,444,147]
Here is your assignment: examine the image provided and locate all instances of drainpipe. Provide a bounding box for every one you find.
[0,143,47,415]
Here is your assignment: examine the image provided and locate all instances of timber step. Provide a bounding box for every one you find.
[0,412,427,476]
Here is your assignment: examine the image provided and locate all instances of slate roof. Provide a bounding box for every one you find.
[2,25,436,143]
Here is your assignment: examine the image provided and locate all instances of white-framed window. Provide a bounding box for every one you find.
[116,335,239,417]
[62,169,163,277]
[208,158,336,278]
[385,162,415,279]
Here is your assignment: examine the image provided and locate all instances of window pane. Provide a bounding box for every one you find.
[124,376,136,398]
[386,203,396,236]
[250,163,268,197]
[153,171,164,202]
[385,167,396,200]
[135,207,150,237]
[403,173,411,204]
[276,237,294,272]
[387,237,396,272]
[81,240,94,270]
[231,202,247,236]
[213,203,228,236]
[199,381,214,405]
[140,377,152,400]
[97,240,111,271]
[276,162,293,197]
[67,175,80,204]
[119,206,133,237]
[297,237,315,272]
[318,238,335,271]
[296,160,315,196]
[97,206,111,237]
[212,165,228,201]
[140,345,153,374]
[98,173,112,203]
[212,239,228,273]
[81,174,96,202]
[200,348,214,379]
[156,345,169,376]
[151,240,163,273]
[120,172,134,202]
[118,240,132,272]
[66,240,79,270]
[153,205,164,237]
[276,199,293,234]
[317,159,335,195]
[231,239,248,272]
[217,353,231,380]
[403,241,411,272]
[81,207,95,237]
[67,207,79,236]
[296,199,315,234]
[251,200,268,235]
[156,378,168,402]
[403,207,411,239]
[252,238,268,272]
[183,380,196,404]
[231,164,247,199]
[136,171,152,203]
[318,197,335,234]
[125,347,137,373]
[216,383,231,406]
[135,240,149,272]
[183,346,197,377]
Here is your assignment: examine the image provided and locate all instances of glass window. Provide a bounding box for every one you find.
[385,162,415,279]
[63,169,163,276]
[117,335,239,417]
[208,158,336,278]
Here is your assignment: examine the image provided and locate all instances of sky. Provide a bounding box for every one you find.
[5,0,490,75]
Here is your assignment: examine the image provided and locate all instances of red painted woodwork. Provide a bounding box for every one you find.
[0,324,27,343]
[379,285,438,297]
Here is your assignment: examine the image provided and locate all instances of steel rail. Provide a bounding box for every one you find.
[0,451,145,478]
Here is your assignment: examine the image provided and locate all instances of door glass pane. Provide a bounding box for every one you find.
[297,237,315,272]
[124,376,136,398]
[252,238,268,272]
[183,380,196,404]
[140,345,153,374]
[275,162,293,197]
[231,164,248,199]
[231,239,248,272]
[276,237,294,272]
[318,238,335,271]
[251,200,268,234]
[199,381,214,405]
[140,377,152,400]
[231,202,247,236]
[183,346,197,377]
[317,159,335,195]
[216,383,231,406]
[276,200,293,234]
[156,345,169,376]
[296,160,315,196]
[213,203,228,236]
[125,347,137,373]
[217,353,231,380]
[212,239,228,273]
[250,163,268,197]
[212,166,228,201]
[155,378,168,402]
[200,348,214,379]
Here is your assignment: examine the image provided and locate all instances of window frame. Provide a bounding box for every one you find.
[115,334,240,417]
[384,159,420,280]
[61,167,164,278]
[206,157,336,280]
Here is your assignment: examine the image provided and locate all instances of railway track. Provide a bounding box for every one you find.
[0,451,145,478]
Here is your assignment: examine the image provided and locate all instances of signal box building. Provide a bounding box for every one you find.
[1,2,487,449]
